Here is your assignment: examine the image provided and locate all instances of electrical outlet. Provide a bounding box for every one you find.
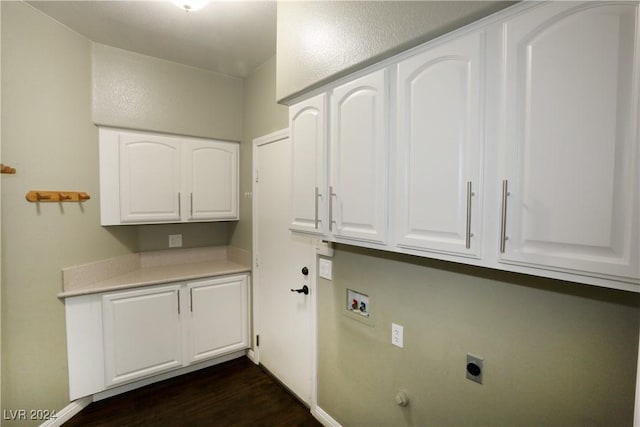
[466,354,483,384]
[168,234,182,248]
[391,323,404,348]
[319,258,332,280]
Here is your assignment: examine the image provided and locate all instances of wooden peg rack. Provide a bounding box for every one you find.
[1,164,16,174]
[25,191,90,203]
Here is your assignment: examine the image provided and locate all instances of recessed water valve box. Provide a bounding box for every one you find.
[346,289,369,317]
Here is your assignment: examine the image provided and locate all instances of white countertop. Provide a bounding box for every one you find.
[58,246,251,298]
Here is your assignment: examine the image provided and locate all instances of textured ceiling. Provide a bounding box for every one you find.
[27,0,277,78]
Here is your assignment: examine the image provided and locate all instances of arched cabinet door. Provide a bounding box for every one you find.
[119,133,182,223]
[289,93,328,235]
[499,2,640,280]
[395,30,485,259]
[330,69,389,245]
[184,141,238,221]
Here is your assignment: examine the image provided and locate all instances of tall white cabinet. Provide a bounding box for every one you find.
[330,69,389,244]
[289,70,389,245]
[498,1,640,280]
[100,128,239,225]
[395,30,485,258]
[287,0,640,291]
[289,94,327,235]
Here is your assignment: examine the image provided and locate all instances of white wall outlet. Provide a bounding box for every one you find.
[319,258,332,280]
[168,234,182,248]
[391,323,404,348]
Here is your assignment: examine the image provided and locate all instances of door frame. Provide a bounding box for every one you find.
[251,128,318,410]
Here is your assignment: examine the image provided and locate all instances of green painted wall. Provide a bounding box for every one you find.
[0,3,138,424]
[318,245,639,426]
[0,3,243,424]
[276,1,514,102]
[230,56,288,253]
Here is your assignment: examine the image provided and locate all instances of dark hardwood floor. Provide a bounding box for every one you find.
[63,357,322,427]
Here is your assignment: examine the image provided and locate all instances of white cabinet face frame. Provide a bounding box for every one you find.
[185,275,249,363]
[498,1,640,280]
[330,68,389,244]
[102,284,183,387]
[289,94,328,235]
[395,30,485,258]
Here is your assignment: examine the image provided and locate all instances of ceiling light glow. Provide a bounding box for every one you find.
[172,0,208,12]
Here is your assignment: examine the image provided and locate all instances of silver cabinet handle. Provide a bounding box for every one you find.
[500,179,509,253]
[178,192,181,217]
[466,181,474,249]
[314,187,320,229]
[189,288,193,312]
[177,290,181,315]
[329,186,336,232]
[190,192,194,217]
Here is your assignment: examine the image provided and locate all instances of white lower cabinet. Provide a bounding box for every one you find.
[102,285,183,387]
[65,274,250,400]
[186,275,249,363]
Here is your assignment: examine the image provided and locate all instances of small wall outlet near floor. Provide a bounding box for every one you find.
[168,234,182,248]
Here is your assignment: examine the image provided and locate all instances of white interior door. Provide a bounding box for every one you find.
[253,129,316,406]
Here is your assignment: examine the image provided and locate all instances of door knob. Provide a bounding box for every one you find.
[301,266,309,276]
[290,285,309,295]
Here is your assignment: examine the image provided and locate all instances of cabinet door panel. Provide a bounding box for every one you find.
[290,94,327,235]
[185,141,238,220]
[501,2,639,279]
[187,275,248,363]
[119,133,181,223]
[396,31,484,257]
[331,69,388,244]
[102,285,183,387]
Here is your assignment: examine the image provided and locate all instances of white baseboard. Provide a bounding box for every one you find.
[312,406,343,427]
[39,396,92,427]
[247,348,258,365]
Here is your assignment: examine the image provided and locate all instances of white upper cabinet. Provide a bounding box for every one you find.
[119,134,182,223]
[100,128,239,225]
[330,69,389,244]
[183,141,238,221]
[395,30,485,258]
[498,2,640,280]
[289,94,328,235]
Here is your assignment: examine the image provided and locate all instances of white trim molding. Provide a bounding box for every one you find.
[312,406,343,427]
[39,396,92,427]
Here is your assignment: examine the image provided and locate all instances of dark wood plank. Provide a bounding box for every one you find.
[63,357,322,427]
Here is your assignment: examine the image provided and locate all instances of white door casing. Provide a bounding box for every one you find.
[253,129,317,406]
